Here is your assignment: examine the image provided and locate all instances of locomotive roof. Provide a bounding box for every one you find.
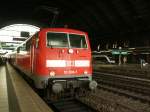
[39,28,87,35]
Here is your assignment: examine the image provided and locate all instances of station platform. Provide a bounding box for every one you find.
[0,66,9,112]
[0,63,53,112]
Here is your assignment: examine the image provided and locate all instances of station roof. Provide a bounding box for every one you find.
[0,0,150,38]
[0,24,40,54]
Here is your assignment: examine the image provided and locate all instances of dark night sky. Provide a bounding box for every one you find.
[0,0,150,48]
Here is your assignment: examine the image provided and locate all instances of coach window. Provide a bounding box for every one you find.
[17,47,20,53]
[26,39,32,51]
[20,44,26,51]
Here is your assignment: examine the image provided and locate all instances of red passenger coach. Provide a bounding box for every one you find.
[13,28,97,94]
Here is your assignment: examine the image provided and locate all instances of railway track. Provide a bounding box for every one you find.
[93,71,150,103]
[47,98,95,112]
[77,89,147,112]
[93,66,150,79]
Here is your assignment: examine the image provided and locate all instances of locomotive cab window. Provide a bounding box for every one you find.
[69,34,87,48]
[47,32,87,48]
[47,32,68,48]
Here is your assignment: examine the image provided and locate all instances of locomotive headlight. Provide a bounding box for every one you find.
[84,70,88,74]
[68,49,73,54]
[49,71,55,77]
[89,80,97,90]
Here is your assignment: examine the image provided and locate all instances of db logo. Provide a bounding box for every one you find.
[66,61,75,67]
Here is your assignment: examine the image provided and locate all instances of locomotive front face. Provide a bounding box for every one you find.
[34,29,93,89]
[45,31,92,79]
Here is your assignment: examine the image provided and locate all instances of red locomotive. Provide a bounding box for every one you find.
[11,28,97,95]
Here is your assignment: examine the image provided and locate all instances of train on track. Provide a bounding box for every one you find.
[9,28,97,97]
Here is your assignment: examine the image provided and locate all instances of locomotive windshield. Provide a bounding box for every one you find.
[47,32,68,48]
[47,32,87,48]
[69,34,87,48]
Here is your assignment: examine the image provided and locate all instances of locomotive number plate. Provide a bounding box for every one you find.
[64,70,77,74]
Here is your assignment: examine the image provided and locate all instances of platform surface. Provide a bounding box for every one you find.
[6,63,53,112]
[0,66,9,112]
